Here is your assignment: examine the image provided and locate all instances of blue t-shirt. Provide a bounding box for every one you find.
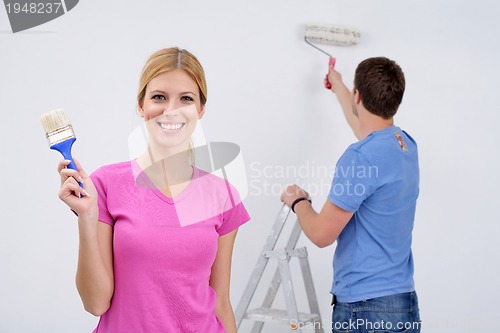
[327,125,419,302]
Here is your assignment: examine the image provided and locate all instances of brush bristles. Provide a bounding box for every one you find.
[40,108,76,146]
[305,24,361,46]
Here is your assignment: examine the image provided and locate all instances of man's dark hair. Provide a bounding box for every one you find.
[354,57,405,119]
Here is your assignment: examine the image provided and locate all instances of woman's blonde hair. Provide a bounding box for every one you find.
[137,47,207,107]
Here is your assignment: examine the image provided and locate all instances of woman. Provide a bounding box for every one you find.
[57,47,250,332]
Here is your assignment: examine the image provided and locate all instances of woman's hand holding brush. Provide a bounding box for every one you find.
[58,158,98,219]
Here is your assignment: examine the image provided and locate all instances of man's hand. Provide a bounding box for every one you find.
[325,66,344,93]
[281,185,310,208]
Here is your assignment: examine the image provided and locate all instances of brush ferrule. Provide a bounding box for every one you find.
[46,125,75,146]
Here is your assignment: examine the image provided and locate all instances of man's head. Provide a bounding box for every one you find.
[354,57,405,119]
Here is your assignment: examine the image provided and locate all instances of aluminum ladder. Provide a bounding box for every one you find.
[235,204,324,333]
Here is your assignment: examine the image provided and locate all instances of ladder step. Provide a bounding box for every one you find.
[245,307,321,326]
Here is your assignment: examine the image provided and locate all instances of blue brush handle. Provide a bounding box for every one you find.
[50,137,83,187]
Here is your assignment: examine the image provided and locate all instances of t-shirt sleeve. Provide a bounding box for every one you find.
[327,149,378,212]
[216,182,251,236]
[90,167,115,226]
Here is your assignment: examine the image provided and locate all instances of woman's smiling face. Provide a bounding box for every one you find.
[139,69,205,150]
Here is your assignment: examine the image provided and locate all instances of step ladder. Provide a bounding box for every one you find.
[235,204,324,333]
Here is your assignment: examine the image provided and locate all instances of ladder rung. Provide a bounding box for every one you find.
[244,307,321,325]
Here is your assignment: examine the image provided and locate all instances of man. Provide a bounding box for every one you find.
[281,57,421,333]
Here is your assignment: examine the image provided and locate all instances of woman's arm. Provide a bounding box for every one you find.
[209,229,238,333]
[75,220,114,316]
[58,159,114,316]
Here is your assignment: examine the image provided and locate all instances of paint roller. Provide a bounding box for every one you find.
[304,24,361,89]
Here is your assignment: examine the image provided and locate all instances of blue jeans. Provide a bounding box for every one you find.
[331,292,421,333]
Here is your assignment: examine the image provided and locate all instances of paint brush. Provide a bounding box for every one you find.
[40,108,82,187]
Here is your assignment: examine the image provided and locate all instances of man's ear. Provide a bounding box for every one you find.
[354,89,362,105]
[198,105,205,119]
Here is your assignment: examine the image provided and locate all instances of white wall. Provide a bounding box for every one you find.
[1,0,499,332]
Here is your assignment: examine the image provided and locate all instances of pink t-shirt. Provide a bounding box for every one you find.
[89,160,251,333]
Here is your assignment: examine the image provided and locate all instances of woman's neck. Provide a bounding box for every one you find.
[136,143,193,197]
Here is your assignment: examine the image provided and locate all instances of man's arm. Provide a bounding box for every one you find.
[281,185,353,248]
[326,67,362,140]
